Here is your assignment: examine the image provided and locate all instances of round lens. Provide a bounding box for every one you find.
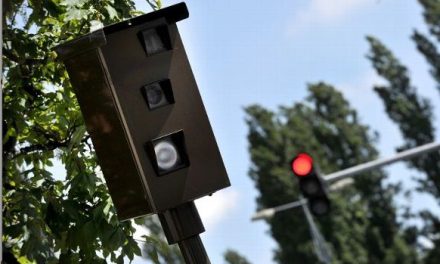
[292,153,313,176]
[310,199,330,216]
[154,141,178,170]
[147,85,163,105]
[302,179,320,195]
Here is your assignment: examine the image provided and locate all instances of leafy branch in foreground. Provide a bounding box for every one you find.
[2,0,166,262]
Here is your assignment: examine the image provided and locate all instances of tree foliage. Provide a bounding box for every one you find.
[366,0,440,262]
[366,36,439,197]
[413,31,440,94]
[2,0,165,263]
[412,0,440,95]
[245,83,417,264]
[418,0,440,42]
[138,216,184,264]
[224,249,252,264]
[244,1,440,263]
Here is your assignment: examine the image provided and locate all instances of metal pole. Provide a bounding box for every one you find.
[301,197,332,264]
[324,141,440,183]
[178,235,210,264]
[251,199,306,221]
[159,201,210,264]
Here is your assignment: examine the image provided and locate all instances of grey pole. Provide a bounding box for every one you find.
[324,141,440,183]
[301,197,332,264]
[251,199,306,221]
[251,198,332,263]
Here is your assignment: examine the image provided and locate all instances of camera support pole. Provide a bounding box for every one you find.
[158,201,210,264]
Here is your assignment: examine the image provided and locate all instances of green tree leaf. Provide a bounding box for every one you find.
[105,5,119,19]
[2,0,160,263]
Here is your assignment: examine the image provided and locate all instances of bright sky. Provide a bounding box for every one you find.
[52,0,440,263]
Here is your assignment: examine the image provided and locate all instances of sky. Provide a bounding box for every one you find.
[50,0,440,263]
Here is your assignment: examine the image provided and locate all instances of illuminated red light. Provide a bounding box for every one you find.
[292,153,313,176]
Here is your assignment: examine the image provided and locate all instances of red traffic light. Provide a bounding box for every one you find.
[292,153,313,176]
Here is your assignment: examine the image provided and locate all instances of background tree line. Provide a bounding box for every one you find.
[245,0,440,263]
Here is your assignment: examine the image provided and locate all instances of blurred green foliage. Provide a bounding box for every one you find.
[245,1,440,263]
[224,249,252,264]
[367,1,440,262]
[245,83,418,263]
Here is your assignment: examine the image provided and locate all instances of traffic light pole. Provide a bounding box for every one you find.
[324,141,440,183]
[300,196,332,264]
[251,141,440,262]
[251,199,306,221]
[251,141,440,220]
[159,201,210,264]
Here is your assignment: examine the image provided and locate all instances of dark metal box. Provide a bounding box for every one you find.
[56,3,230,221]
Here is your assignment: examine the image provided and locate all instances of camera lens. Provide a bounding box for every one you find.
[142,28,166,55]
[146,84,164,106]
[154,141,179,170]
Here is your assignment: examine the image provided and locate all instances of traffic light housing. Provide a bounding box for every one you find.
[55,3,230,221]
[291,153,330,216]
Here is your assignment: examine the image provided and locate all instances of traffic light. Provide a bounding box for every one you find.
[291,153,330,216]
[55,3,230,221]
